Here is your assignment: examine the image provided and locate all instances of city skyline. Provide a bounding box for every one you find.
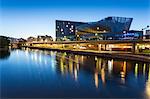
[1,0,150,39]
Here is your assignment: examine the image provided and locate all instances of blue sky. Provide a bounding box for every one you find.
[1,0,150,39]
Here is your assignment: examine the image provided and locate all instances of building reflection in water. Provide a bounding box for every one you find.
[120,61,126,84]
[6,48,150,98]
[145,65,150,99]
[22,48,150,93]
[22,48,57,74]
[69,55,73,75]
[57,52,79,81]
[94,56,107,88]
[55,53,150,89]
[0,49,10,60]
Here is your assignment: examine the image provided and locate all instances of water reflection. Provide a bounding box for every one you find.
[52,51,150,98]
[1,48,150,98]
[145,65,150,99]
[54,51,150,89]
[0,49,10,60]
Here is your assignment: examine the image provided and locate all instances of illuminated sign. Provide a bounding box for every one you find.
[121,31,143,40]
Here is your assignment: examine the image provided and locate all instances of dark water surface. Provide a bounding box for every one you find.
[0,48,150,98]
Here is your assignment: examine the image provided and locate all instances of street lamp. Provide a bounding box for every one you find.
[142,25,149,31]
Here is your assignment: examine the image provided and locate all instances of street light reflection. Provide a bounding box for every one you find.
[94,72,99,88]
[108,59,113,74]
[145,66,150,99]
[135,63,138,78]
[74,67,78,81]
[101,68,105,84]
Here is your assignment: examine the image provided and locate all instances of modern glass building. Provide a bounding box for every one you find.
[56,16,142,41]
[56,20,86,41]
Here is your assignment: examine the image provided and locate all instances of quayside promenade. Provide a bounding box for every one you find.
[20,40,150,63]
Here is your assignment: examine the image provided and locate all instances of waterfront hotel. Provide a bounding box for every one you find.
[56,16,143,41]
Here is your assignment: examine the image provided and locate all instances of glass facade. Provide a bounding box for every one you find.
[56,16,134,41]
[56,20,86,41]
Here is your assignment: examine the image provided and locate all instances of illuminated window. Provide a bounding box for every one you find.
[68,22,70,24]
[71,30,74,32]
[97,27,100,30]
[61,29,63,32]
[71,25,74,28]
[57,26,59,28]
[66,25,68,27]
[62,32,64,34]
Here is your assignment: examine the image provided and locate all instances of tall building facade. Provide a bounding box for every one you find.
[56,20,86,41]
[55,16,142,41]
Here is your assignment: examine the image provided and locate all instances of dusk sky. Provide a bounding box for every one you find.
[1,0,150,39]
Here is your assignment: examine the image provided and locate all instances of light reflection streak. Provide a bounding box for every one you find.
[39,54,42,64]
[123,61,126,75]
[25,50,29,58]
[108,59,113,74]
[44,59,47,65]
[101,68,105,84]
[50,56,56,72]
[75,55,79,64]
[60,57,64,75]
[34,53,38,62]
[31,54,34,61]
[69,57,73,75]
[81,55,84,63]
[96,58,102,72]
[94,72,99,88]
[145,66,150,99]
[16,50,19,56]
[135,63,138,78]
[120,61,126,84]
[143,63,146,76]
[74,67,78,81]
[77,63,79,71]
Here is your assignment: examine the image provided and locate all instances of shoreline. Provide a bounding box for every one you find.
[23,46,150,63]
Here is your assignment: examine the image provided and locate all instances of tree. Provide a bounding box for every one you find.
[0,36,10,48]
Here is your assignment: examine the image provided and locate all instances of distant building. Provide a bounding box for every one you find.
[145,30,150,39]
[27,37,37,42]
[27,35,53,42]
[56,16,133,41]
[37,35,53,42]
[9,37,26,43]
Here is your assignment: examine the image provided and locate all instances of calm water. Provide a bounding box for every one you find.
[0,48,150,98]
